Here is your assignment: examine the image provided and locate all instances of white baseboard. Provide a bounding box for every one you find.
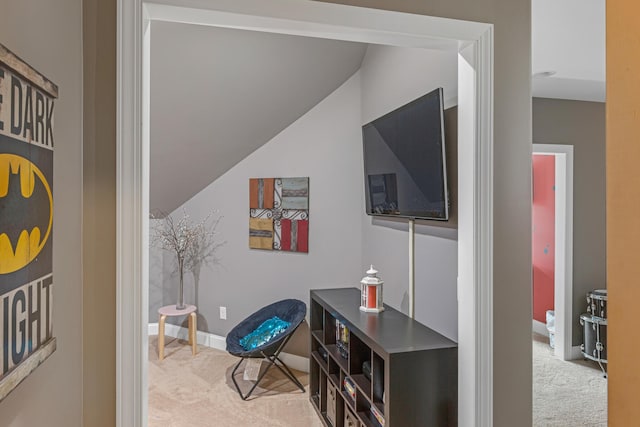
[148,323,309,373]
[148,323,158,336]
[277,352,310,373]
[570,345,583,361]
[532,319,549,337]
[532,321,583,361]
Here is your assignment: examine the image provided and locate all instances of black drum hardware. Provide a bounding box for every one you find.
[586,289,607,319]
[581,289,607,377]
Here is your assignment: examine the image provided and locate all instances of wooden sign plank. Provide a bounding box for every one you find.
[0,44,58,98]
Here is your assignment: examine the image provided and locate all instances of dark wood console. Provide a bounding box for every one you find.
[309,288,458,427]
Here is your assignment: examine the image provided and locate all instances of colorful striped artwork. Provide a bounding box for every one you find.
[249,177,309,253]
[249,218,274,249]
[249,178,274,209]
[281,177,309,210]
[280,219,309,253]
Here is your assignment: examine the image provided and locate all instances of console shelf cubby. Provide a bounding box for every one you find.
[309,288,458,427]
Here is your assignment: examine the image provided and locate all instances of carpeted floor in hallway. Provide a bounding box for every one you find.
[150,333,607,426]
[148,336,324,427]
[533,333,607,426]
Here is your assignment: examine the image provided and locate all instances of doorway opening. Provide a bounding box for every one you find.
[531,144,607,425]
[116,1,494,426]
[532,144,574,361]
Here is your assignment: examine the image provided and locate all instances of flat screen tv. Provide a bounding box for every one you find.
[362,87,449,220]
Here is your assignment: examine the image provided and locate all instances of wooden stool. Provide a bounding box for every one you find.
[157,304,197,361]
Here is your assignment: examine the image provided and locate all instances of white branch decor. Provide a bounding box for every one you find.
[151,209,225,309]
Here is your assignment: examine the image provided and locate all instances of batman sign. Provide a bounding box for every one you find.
[0,44,57,402]
[0,154,53,274]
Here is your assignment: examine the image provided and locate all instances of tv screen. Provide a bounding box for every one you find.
[362,87,449,220]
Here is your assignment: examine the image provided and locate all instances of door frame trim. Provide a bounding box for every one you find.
[116,1,494,425]
[532,144,574,360]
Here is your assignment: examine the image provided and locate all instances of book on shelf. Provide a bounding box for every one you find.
[343,377,356,400]
[370,404,385,426]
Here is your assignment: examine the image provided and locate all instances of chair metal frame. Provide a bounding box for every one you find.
[230,326,305,400]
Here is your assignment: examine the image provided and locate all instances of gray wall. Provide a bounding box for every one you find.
[532,97,606,346]
[150,46,461,353]
[147,0,535,416]
[155,73,366,356]
[0,0,84,426]
[359,45,459,341]
[52,0,531,423]
[83,0,117,424]
[149,219,168,323]
[149,230,181,323]
[319,1,533,425]
[0,0,532,424]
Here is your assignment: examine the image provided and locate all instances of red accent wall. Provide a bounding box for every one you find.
[532,155,555,323]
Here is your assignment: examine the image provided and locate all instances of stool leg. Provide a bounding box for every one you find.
[190,312,197,356]
[158,314,166,361]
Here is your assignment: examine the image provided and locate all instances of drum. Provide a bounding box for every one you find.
[580,313,607,363]
[586,289,607,319]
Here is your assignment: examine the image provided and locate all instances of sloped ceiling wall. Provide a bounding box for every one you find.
[150,22,368,213]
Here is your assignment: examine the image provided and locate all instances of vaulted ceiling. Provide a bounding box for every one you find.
[150,5,605,213]
[150,22,368,213]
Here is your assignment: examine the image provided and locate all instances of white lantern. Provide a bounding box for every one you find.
[360,265,384,313]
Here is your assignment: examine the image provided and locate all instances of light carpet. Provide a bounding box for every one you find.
[148,336,324,427]
[533,333,607,426]
[150,334,607,426]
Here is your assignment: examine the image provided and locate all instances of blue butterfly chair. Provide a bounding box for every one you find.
[226,299,307,400]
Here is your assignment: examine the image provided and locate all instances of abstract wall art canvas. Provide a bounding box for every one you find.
[249,177,309,253]
[0,43,57,402]
[249,217,274,250]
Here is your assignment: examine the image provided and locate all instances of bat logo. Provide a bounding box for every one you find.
[0,153,53,274]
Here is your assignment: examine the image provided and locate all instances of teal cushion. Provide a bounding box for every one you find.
[239,316,291,351]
